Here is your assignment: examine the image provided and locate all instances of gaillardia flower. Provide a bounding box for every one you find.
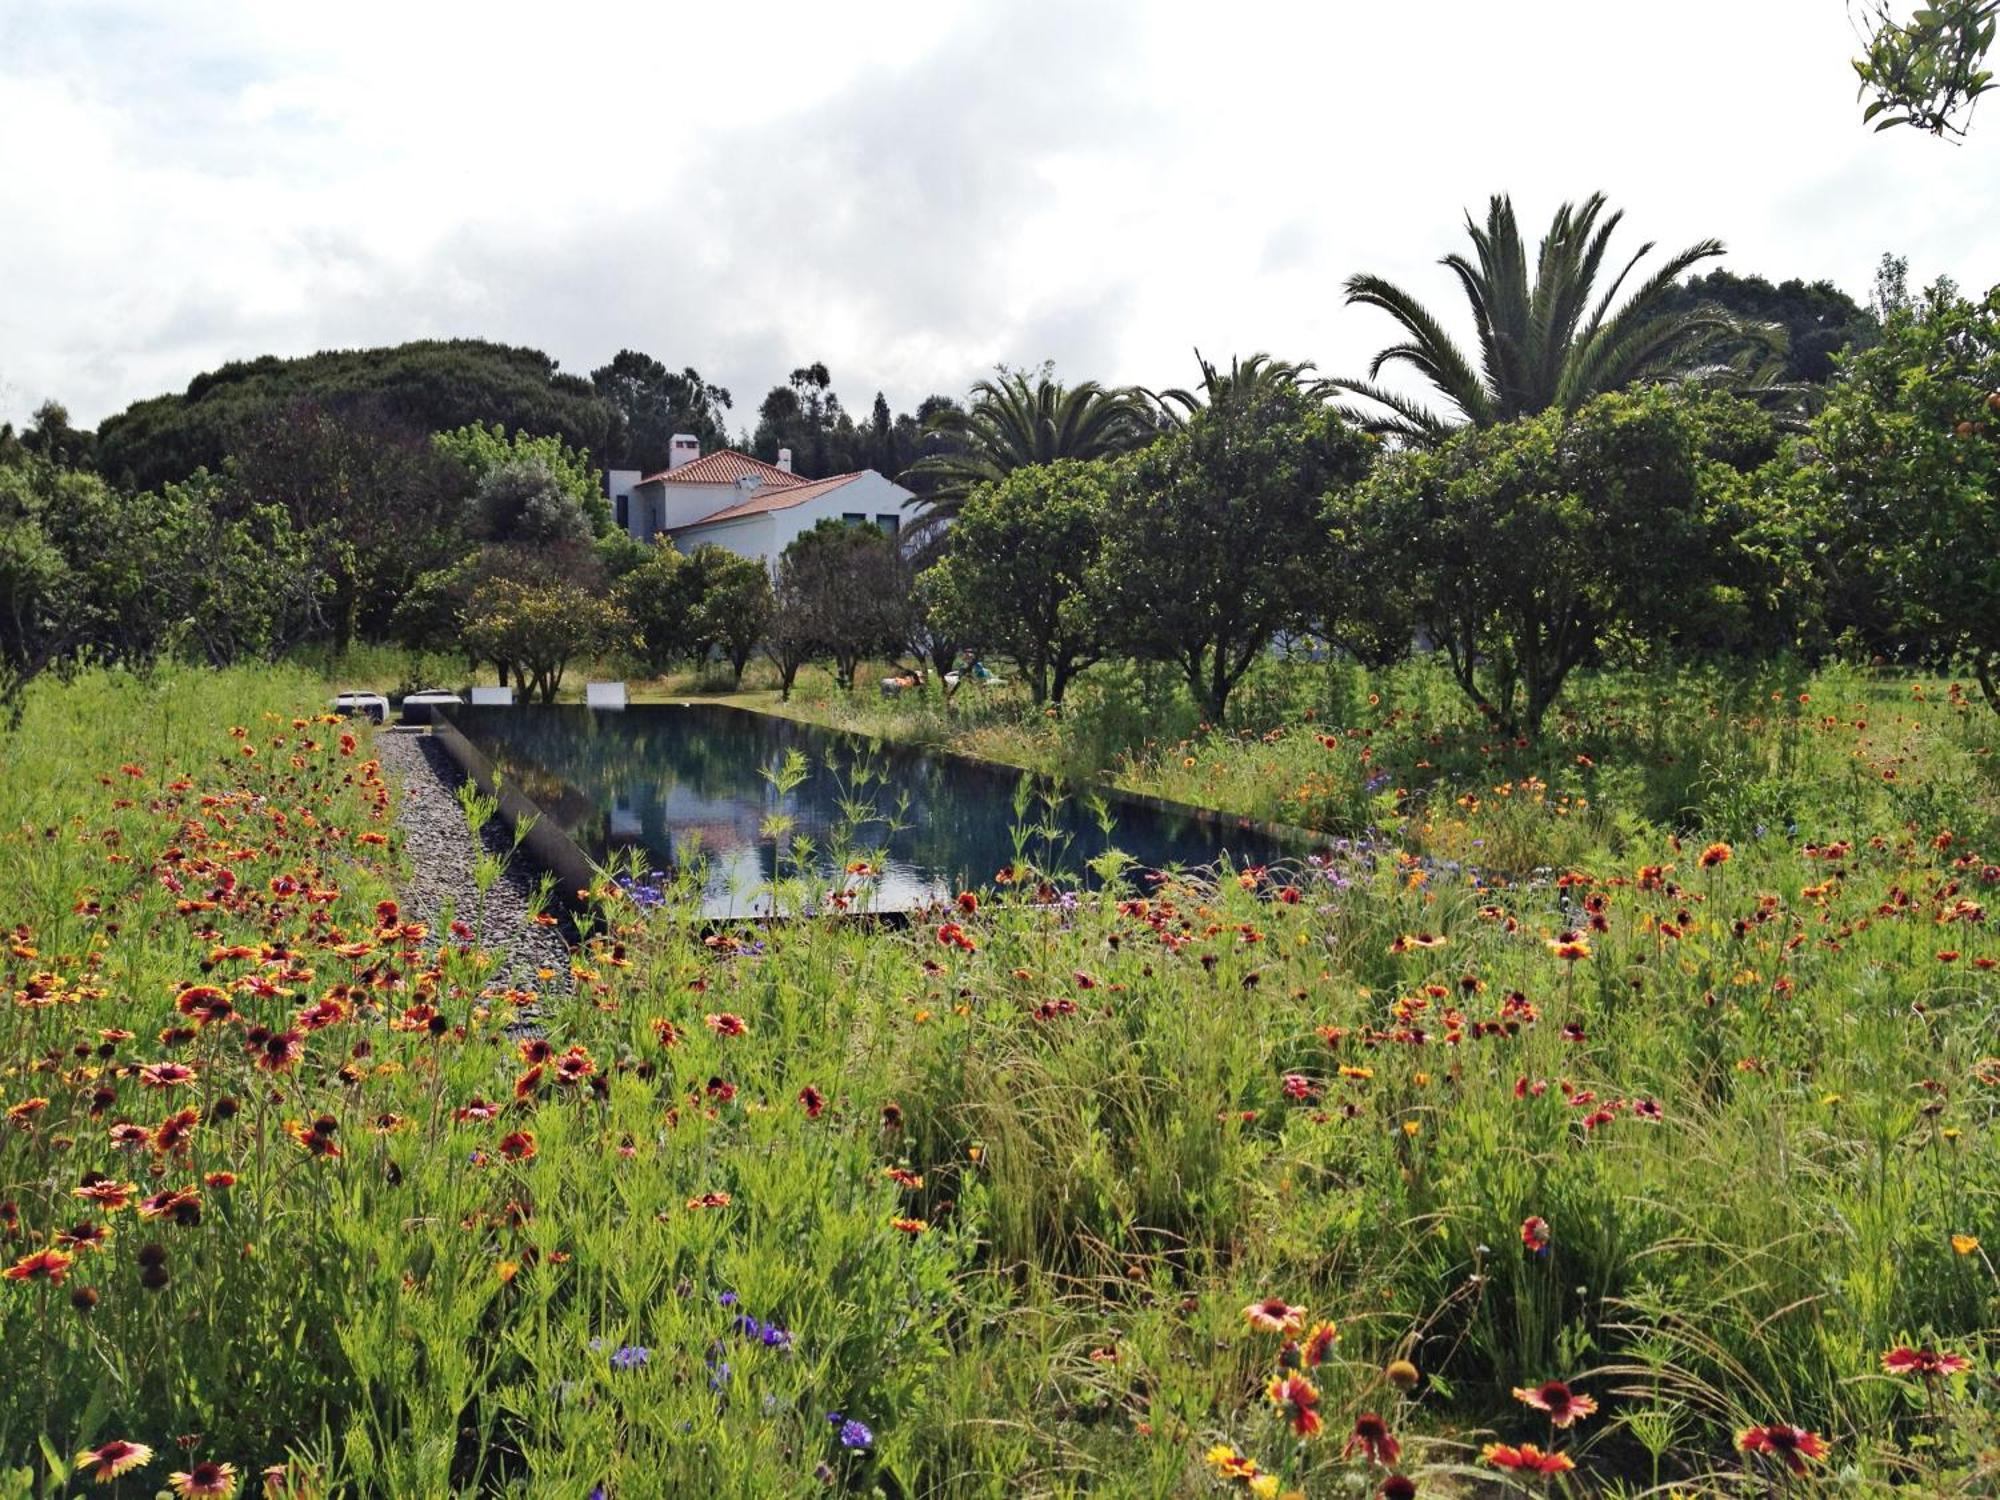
[75,1439,154,1484]
[1512,1378,1598,1427]
[1737,1424,1829,1476]
[1243,1296,1306,1334]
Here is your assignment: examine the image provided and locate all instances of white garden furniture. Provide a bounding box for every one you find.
[330,692,390,724]
[399,689,463,725]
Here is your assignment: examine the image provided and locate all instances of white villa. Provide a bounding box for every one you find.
[606,436,914,567]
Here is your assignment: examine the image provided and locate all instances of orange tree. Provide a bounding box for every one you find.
[1812,282,2000,712]
[1093,381,1372,724]
[462,577,630,703]
[1331,386,1785,739]
[918,460,1111,708]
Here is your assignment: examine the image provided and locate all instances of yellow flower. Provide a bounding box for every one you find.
[1952,1234,1980,1255]
[1401,1119,1422,1138]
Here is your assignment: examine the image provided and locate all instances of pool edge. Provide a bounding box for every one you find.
[430,711,602,908]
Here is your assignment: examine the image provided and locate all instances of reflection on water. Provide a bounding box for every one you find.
[449,704,1304,916]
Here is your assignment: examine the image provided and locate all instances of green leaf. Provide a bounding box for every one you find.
[34,1436,70,1486]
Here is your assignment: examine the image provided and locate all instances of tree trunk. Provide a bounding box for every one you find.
[330,568,358,657]
[1206,645,1233,726]
[1974,652,2000,719]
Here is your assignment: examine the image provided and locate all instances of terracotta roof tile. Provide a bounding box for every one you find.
[681,472,867,526]
[636,449,804,488]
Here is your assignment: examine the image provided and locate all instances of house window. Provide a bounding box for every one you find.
[615,494,628,528]
[842,512,868,527]
[875,513,900,536]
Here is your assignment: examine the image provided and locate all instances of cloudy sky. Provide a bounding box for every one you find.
[2,0,1995,433]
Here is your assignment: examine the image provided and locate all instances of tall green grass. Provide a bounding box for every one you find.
[0,662,1995,1495]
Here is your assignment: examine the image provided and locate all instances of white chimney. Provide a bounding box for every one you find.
[667,434,700,471]
[776,447,793,474]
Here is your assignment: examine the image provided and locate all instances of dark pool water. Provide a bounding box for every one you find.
[446,703,1307,916]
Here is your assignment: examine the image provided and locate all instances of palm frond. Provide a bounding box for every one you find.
[1321,377,1454,444]
[1346,195,1737,436]
[1344,274,1496,426]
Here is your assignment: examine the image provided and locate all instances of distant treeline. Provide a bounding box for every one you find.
[65,340,966,494]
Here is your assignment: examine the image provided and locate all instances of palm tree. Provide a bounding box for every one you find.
[1145,350,1324,426]
[1330,193,1748,442]
[903,366,1153,524]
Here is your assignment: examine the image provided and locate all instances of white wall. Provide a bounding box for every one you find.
[672,510,779,562]
[669,471,915,572]
[766,472,911,560]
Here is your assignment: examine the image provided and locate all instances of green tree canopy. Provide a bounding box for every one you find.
[1809,280,2000,711]
[95,339,618,492]
[1334,387,1785,737]
[473,458,597,548]
[1854,0,1996,137]
[1656,269,1879,386]
[225,401,465,655]
[920,459,1112,707]
[18,401,94,470]
[1,456,309,708]
[777,519,909,693]
[589,351,733,473]
[1094,375,1374,724]
[618,542,702,673]
[461,577,629,704]
[434,421,611,535]
[683,545,773,687]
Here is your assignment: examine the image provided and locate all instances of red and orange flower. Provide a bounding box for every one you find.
[1737,1424,1829,1475]
[1265,1372,1323,1438]
[1482,1442,1575,1474]
[1512,1378,1597,1427]
[75,1439,154,1484]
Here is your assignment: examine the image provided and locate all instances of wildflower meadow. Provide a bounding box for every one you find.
[1,657,1995,1497]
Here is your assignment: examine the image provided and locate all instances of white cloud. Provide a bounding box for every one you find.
[1,0,1994,432]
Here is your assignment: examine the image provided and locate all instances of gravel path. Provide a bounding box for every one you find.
[372,728,573,997]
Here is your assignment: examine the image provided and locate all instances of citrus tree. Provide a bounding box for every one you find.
[1093,379,1373,724]
[776,520,908,693]
[1853,0,1996,138]
[1811,282,2000,711]
[462,579,630,703]
[1333,386,1784,738]
[919,460,1111,708]
[683,546,773,688]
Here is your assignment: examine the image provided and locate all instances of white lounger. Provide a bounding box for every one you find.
[585,681,628,711]
[468,685,515,706]
[398,690,462,725]
[330,692,390,724]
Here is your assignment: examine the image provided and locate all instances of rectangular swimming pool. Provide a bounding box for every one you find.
[442,703,1311,917]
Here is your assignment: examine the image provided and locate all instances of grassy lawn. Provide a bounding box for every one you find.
[4,660,1995,1495]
